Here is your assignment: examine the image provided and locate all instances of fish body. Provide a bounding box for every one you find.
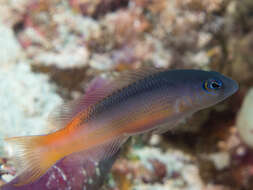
[5,69,238,186]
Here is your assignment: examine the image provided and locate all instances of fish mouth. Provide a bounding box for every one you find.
[232,81,239,94]
[217,76,239,102]
[228,78,239,96]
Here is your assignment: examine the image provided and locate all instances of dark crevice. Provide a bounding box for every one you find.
[93,0,129,18]
[79,0,130,19]
[32,65,90,99]
[13,21,25,35]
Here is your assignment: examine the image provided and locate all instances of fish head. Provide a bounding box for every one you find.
[188,70,239,109]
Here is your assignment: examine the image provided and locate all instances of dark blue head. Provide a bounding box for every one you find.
[162,70,239,111]
[186,70,238,109]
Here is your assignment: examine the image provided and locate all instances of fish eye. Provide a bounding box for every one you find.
[203,78,223,92]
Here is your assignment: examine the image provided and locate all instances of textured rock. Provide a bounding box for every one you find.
[129,147,203,190]
[1,151,119,190]
[0,22,21,66]
[237,88,253,147]
[0,0,249,189]
[0,63,61,155]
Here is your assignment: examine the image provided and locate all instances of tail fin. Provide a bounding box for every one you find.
[5,135,61,186]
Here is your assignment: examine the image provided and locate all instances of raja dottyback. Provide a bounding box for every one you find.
[5,68,238,186]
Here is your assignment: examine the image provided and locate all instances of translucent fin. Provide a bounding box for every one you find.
[63,135,129,167]
[88,135,128,161]
[84,67,164,102]
[46,100,87,133]
[151,113,191,134]
[46,77,113,132]
[151,123,173,134]
[83,76,114,104]
[111,66,165,92]
[5,135,61,186]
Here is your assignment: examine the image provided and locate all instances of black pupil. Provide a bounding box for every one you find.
[211,81,220,89]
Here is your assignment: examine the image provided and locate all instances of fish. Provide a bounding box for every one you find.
[4,68,238,187]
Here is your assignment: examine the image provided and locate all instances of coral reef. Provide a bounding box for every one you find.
[1,150,119,190]
[111,147,204,190]
[0,0,252,189]
[0,22,62,155]
[237,89,253,147]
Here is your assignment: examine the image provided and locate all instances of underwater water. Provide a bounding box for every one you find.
[0,0,253,190]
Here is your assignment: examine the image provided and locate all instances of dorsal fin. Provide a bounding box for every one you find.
[46,66,165,133]
[46,76,113,133]
[111,66,165,91]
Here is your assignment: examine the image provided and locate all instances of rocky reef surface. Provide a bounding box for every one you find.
[0,0,253,189]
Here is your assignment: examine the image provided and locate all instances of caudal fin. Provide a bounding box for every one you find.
[5,135,61,186]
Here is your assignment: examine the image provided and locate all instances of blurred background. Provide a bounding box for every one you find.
[0,0,253,189]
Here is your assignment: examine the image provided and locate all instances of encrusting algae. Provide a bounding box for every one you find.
[4,68,238,187]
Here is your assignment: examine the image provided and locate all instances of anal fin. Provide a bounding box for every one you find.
[63,135,129,169]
